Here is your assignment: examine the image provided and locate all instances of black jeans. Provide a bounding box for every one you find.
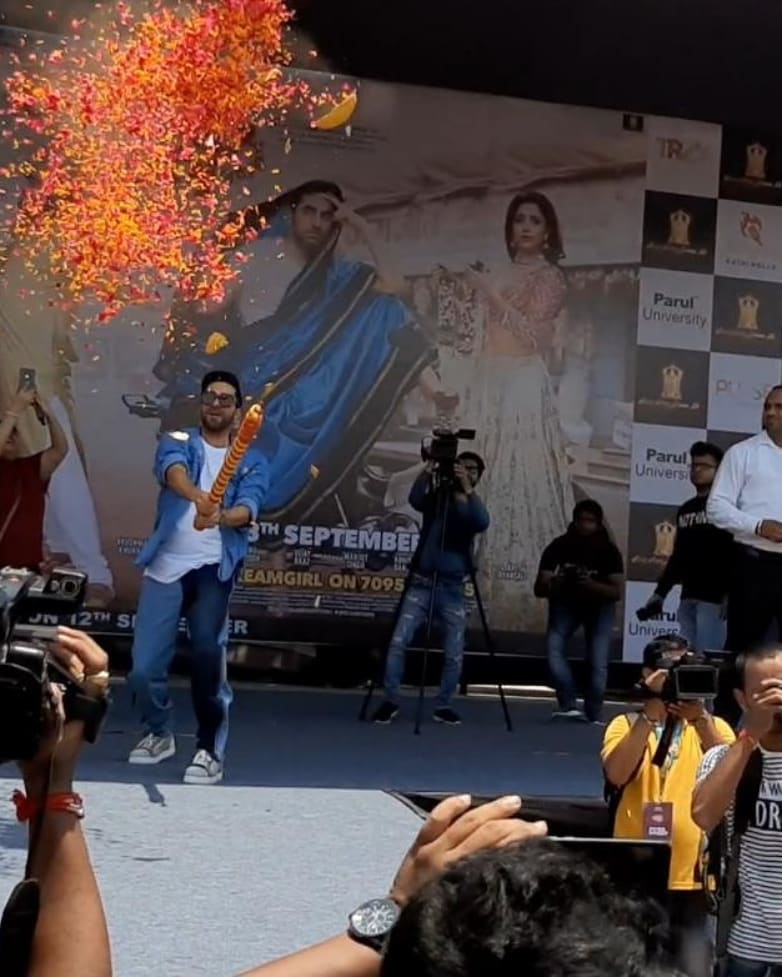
[716,545,782,723]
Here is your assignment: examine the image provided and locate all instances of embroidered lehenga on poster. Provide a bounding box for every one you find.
[438,259,574,632]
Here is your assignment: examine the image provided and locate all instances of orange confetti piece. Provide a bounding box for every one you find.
[1,0,332,320]
[205,331,229,354]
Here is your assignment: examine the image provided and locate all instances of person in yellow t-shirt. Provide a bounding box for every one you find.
[602,634,734,977]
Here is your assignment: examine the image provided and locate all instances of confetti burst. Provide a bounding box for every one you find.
[1,0,327,320]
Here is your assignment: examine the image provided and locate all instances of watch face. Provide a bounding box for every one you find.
[350,898,399,938]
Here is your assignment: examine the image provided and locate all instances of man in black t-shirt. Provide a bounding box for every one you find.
[641,441,732,651]
[534,499,624,724]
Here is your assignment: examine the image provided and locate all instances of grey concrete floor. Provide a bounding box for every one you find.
[0,685,616,977]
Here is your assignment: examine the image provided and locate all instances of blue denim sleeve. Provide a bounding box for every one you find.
[455,493,490,532]
[409,472,431,512]
[154,433,191,487]
[232,453,270,521]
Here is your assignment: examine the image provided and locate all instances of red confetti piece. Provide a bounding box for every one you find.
[2,0,331,320]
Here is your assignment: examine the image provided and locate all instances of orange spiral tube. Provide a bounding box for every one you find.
[208,403,264,504]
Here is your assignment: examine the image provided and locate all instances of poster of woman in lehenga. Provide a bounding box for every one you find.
[456,190,574,632]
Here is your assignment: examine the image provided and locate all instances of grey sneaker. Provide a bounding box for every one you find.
[183,749,223,785]
[551,708,583,720]
[128,732,176,765]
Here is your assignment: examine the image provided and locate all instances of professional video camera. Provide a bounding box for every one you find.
[421,427,476,483]
[638,642,719,703]
[0,566,108,763]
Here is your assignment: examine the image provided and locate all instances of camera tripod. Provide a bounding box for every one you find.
[358,470,513,735]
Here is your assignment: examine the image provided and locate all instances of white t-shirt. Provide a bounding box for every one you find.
[145,443,228,584]
[697,744,782,962]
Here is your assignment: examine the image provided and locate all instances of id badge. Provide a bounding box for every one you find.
[642,802,673,841]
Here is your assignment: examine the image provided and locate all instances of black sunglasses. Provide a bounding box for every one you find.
[201,391,237,408]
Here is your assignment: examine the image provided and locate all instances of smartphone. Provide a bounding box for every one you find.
[17,367,36,392]
[548,836,671,904]
[390,792,670,907]
[16,367,46,425]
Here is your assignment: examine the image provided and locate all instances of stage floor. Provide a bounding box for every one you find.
[0,684,619,977]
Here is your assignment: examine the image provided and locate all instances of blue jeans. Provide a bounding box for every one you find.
[546,601,614,721]
[725,957,782,977]
[678,598,726,651]
[383,575,466,708]
[128,564,234,759]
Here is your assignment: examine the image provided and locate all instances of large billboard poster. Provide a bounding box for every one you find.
[1,66,657,652]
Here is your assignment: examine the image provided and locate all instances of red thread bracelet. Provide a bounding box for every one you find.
[12,791,85,822]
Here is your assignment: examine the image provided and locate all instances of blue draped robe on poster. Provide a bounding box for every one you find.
[154,215,436,523]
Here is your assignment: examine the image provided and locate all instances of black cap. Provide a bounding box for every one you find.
[202,370,241,404]
[642,633,691,669]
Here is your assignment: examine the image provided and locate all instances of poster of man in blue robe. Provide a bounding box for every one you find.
[136,181,440,526]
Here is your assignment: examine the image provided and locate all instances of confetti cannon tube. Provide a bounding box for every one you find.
[194,403,264,530]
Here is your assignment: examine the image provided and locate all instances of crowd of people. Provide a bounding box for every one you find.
[2,325,782,976]
[2,626,782,977]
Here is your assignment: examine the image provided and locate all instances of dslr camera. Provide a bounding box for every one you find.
[421,427,476,484]
[0,566,108,763]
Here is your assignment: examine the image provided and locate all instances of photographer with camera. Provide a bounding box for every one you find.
[371,450,488,726]
[0,625,111,977]
[602,634,734,977]
[0,386,68,572]
[534,499,623,724]
[692,644,782,977]
[639,442,732,650]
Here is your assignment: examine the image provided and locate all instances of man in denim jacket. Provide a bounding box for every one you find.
[127,370,269,784]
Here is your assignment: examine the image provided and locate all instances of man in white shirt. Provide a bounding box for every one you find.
[127,371,269,785]
[707,386,782,718]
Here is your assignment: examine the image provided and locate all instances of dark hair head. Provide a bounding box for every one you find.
[689,441,723,465]
[642,633,691,670]
[457,451,485,479]
[230,180,346,238]
[573,499,604,524]
[732,643,782,690]
[381,841,668,977]
[504,191,564,263]
[201,370,241,404]
[288,180,344,209]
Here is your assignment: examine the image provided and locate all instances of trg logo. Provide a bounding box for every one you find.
[656,138,708,162]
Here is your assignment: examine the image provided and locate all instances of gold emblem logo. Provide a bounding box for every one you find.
[745,142,768,181]
[654,521,677,559]
[660,364,684,402]
[736,294,760,332]
[740,211,764,246]
[667,209,692,247]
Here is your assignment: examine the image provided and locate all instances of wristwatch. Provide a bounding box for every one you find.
[347,897,400,953]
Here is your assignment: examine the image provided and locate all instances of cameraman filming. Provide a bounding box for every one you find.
[534,499,623,724]
[602,634,734,977]
[372,452,489,726]
[0,625,111,977]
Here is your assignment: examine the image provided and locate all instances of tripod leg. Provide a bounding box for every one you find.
[469,568,513,732]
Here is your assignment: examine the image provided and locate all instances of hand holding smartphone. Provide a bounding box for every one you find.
[17,367,47,425]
